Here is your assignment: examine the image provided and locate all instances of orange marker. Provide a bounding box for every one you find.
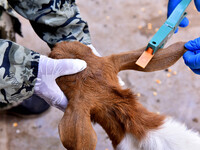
[136,47,154,68]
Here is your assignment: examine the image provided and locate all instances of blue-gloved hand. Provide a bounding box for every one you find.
[167,0,200,33]
[183,37,200,75]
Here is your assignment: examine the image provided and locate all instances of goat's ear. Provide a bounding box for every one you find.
[108,42,186,72]
[58,104,97,150]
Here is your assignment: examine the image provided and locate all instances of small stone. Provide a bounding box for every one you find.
[192,118,198,123]
[156,99,160,103]
[16,129,20,134]
[132,15,137,18]
[32,124,42,129]
[156,112,160,115]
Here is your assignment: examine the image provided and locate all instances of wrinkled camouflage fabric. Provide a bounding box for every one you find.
[0,0,91,109]
[0,0,17,16]
[0,40,39,110]
[0,0,22,37]
[8,0,91,47]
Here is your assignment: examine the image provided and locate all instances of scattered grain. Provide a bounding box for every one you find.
[147,23,152,30]
[13,123,18,127]
[156,79,162,84]
[153,91,157,96]
[173,71,177,75]
[158,10,162,15]
[167,73,171,77]
[141,7,145,12]
[168,69,172,72]
[137,93,141,97]
[106,16,110,20]
[155,28,159,32]
[138,25,142,29]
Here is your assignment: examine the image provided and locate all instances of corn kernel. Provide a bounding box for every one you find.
[138,25,142,29]
[137,93,141,97]
[141,8,145,12]
[155,28,159,32]
[106,16,110,20]
[158,10,162,15]
[167,73,171,77]
[173,71,177,75]
[153,92,157,96]
[156,80,162,84]
[13,123,18,127]
[147,23,152,30]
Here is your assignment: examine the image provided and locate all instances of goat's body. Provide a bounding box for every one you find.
[117,118,200,150]
[49,41,200,150]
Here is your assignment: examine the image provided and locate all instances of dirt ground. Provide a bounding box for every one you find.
[1,0,200,150]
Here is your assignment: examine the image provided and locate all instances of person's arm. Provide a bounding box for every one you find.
[0,39,39,105]
[7,0,91,47]
[0,39,86,111]
[167,0,200,33]
[183,37,200,75]
[167,0,200,75]
[0,0,91,111]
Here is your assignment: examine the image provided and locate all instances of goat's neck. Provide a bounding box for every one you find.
[91,92,165,148]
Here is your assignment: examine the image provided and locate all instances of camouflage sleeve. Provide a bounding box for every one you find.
[0,0,22,36]
[0,39,40,109]
[7,0,91,47]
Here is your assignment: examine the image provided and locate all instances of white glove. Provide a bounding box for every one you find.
[87,44,125,86]
[87,44,101,57]
[34,55,87,112]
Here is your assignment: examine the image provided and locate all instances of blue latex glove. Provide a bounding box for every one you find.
[167,0,200,33]
[183,37,200,75]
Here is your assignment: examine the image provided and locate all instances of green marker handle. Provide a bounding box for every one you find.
[146,0,192,54]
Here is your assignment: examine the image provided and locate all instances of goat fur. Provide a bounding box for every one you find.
[49,41,190,150]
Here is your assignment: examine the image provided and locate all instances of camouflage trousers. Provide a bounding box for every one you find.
[0,0,91,109]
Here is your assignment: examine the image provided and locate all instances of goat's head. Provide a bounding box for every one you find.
[49,41,186,149]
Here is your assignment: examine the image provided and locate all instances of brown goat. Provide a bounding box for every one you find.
[49,41,200,150]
